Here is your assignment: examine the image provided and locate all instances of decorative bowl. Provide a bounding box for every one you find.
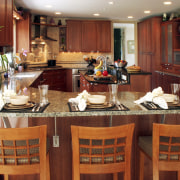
[114,60,127,68]
[10,95,29,105]
[87,95,106,104]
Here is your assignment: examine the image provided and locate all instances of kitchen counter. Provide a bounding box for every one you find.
[0,71,179,117]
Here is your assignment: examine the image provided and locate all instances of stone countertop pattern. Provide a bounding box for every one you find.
[0,71,179,117]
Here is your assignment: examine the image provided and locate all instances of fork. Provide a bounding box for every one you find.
[116,100,125,110]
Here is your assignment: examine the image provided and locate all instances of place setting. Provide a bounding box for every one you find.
[0,85,50,113]
[134,85,180,111]
[68,86,129,112]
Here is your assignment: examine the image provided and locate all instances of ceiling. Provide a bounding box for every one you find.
[14,0,180,21]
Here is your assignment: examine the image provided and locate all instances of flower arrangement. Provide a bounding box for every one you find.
[19,48,28,66]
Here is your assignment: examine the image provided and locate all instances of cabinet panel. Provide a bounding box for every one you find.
[81,21,97,52]
[16,12,31,52]
[96,21,111,52]
[66,20,81,51]
[0,0,13,47]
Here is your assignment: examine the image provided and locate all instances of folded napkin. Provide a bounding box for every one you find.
[134,87,168,109]
[68,90,90,111]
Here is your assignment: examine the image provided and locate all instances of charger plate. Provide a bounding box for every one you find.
[87,102,114,109]
[4,101,35,110]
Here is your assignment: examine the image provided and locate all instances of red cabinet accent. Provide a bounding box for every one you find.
[0,0,13,47]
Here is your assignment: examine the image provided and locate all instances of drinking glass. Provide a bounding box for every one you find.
[108,84,118,104]
[38,85,49,105]
[171,83,180,104]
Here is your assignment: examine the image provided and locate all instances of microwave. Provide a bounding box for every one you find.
[174,51,180,65]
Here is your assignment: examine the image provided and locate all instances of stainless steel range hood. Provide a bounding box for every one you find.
[32,15,57,42]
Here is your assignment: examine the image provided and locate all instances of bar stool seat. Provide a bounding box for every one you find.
[71,123,135,180]
[138,123,180,180]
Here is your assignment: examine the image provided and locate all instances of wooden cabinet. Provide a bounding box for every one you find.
[66,20,82,52]
[30,69,72,92]
[16,12,31,52]
[0,0,13,47]
[66,20,111,52]
[81,21,97,52]
[160,19,180,74]
[138,17,162,90]
[155,72,180,93]
[96,21,111,52]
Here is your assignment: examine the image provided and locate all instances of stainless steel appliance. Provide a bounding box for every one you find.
[72,69,87,92]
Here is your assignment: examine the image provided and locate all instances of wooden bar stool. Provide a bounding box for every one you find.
[139,123,180,180]
[0,125,50,180]
[71,123,135,180]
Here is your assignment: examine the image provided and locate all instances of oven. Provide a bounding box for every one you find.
[72,69,87,92]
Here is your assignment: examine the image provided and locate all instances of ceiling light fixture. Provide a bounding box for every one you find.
[163,1,172,5]
[128,16,133,19]
[55,12,61,15]
[45,5,52,8]
[93,13,100,16]
[144,10,151,14]
[108,1,114,5]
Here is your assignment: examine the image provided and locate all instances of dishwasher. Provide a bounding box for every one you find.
[72,69,87,92]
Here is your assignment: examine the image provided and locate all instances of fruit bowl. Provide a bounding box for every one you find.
[114,60,127,68]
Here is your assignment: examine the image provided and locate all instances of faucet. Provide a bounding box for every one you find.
[96,56,107,70]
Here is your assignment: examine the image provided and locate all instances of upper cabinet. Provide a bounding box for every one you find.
[67,20,111,52]
[0,0,13,47]
[81,21,97,52]
[66,20,82,52]
[16,12,31,52]
[160,19,180,73]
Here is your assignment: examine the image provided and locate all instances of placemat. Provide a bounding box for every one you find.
[141,102,180,110]
[1,102,50,113]
[68,102,129,112]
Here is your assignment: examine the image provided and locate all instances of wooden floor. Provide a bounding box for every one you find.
[2,114,179,180]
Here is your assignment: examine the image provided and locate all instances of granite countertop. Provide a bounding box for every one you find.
[0,71,179,117]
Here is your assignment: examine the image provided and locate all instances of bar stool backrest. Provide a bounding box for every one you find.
[153,123,180,178]
[0,125,49,180]
[71,123,135,180]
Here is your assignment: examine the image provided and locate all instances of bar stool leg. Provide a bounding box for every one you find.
[178,171,180,180]
[4,174,8,180]
[139,150,144,180]
[113,172,118,180]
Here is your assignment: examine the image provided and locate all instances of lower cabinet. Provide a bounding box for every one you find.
[80,73,151,92]
[30,69,72,92]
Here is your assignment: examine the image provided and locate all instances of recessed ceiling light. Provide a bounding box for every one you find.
[128,16,133,19]
[55,12,61,15]
[45,5,52,8]
[93,13,100,16]
[108,1,114,5]
[144,10,151,14]
[163,1,172,5]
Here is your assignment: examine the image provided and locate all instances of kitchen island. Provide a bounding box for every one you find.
[0,71,180,180]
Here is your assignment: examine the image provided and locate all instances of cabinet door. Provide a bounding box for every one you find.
[16,12,31,52]
[66,20,81,52]
[96,21,111,52]
[0,0,13,46]
[81,21,97,52]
